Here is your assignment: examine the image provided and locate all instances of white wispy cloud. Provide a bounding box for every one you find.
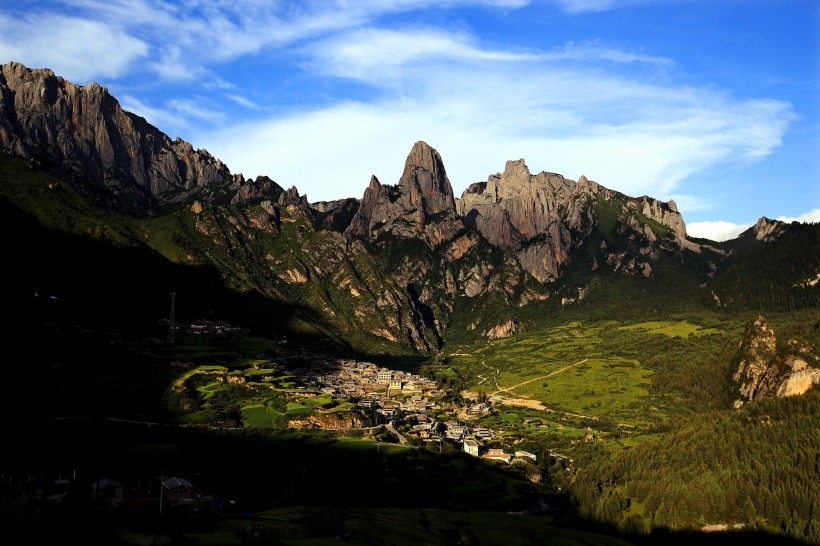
[777,209,820,225]
[167,99,227,124]
[40,0,532,83]
[553,0,619,14]
[542,41,673,65]
[198,26,793,204]
[0,13,148,82]
[226,95,259,109]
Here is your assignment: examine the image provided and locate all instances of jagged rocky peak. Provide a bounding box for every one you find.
[311,197,360,214]
[0,61,233,216]
[277,185,314,218]
[739,216,790,242]
[346,141,461,247]
[230,175,285,205]
[631,196,688,241]
[403,142,447,185]
[310,197,361,232]
[732,315,820,408]
[457,155,696,281]
[399,140,456,215]
[458,158,592,239]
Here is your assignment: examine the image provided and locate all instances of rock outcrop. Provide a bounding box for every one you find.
[289,411,372,430]
[310,197,361,232]
[230,175,284,205]
[485,320,517,339]
[732,316,820,407]
[738,217,791,242]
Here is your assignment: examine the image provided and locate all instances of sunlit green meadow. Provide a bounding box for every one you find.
[448,319,726,428]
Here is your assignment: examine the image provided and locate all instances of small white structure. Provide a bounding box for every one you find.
[463,438,480,457]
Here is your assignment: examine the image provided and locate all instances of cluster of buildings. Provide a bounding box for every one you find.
[302,360,445,401]
[235,353,541,467]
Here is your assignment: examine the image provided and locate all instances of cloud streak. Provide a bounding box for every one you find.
[0,12,148,82]
[200,26,793,206]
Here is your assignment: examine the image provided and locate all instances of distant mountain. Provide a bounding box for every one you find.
[1,61,818,354]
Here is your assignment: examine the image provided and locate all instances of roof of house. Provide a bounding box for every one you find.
[163,476,193,489]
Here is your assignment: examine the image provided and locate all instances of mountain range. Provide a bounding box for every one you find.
[3,60,817,358]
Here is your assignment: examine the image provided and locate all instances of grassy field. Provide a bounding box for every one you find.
[447,319,730,430]
[616,321,722,337]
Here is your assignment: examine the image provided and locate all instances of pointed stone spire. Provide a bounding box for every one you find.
[346,141,461,247]
[398,141,455,216]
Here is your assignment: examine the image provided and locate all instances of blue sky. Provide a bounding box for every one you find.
[1,0,818,240]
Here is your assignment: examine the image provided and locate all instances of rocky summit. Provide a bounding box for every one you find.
[346,140,462,248]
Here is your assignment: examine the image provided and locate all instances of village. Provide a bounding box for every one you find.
[160,319,542,467]
[286,356,538,467]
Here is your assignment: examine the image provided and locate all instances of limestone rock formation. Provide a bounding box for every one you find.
[230,175,284,205]
[311,197,360,232]
[732,316,820,407]
[278,185,312,213]
[485,320,517,339]
[290,411,372,430]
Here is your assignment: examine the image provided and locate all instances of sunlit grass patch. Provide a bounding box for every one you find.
[617,320,722,337]
[242,367,276,377]
[242,404,274,428]
[303,395,334,408]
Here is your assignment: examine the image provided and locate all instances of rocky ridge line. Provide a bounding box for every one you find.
[0,61,282,215]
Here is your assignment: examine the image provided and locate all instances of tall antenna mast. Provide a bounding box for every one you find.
[167,292,176,343]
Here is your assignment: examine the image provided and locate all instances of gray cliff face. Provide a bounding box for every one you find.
[230,175,285,206]
[310,198,361,232]
[0,62,234,215]
[346,141,462,247]
[457,159,576,282]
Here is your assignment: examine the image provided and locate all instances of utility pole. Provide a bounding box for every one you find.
[166,292,176,343]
